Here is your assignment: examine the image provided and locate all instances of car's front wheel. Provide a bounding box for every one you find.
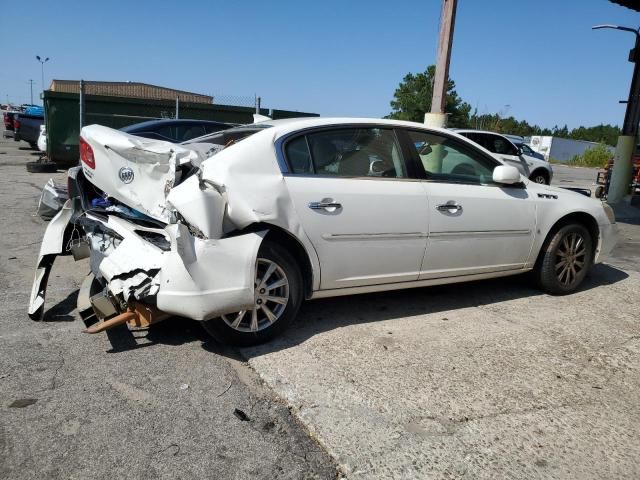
[535,223,594,294]
[201,241,303,346]
[530,171,549,184]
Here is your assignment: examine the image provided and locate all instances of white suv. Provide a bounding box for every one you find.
[453,129,553,184]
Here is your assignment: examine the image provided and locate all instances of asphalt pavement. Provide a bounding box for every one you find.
[0,136,338,480]
[2,133,639,479]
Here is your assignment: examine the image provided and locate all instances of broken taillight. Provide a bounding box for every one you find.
[79,137,95,169]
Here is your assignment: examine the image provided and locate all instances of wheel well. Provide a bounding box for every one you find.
[237,223,315,300]
[529,168,549,181]
[536,212,600,265]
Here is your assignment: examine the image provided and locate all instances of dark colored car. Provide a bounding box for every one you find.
[14,113,44,148]
[120,119,234,143]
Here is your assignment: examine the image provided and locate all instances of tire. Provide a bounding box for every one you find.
[535,224,594,295]
[201,240,303,346]
[26,161,58,173]
[29,142,38,149]
[530,170,549,185]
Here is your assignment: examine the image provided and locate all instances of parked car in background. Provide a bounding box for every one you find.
[3,111,18,138]
[30,118,617,346]
[453,129,553,184]
[14,111,45,148]
[121,119,235,143]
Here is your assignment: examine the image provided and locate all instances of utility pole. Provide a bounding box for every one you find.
[593,24,640,203]
[425,0,458,128]
[28,79,34,105]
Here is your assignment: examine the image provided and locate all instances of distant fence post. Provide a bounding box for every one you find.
[255,95,261,114]
[175,96,179,119]
[79,79,85,132]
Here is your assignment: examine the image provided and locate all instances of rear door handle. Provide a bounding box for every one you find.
[436,203,462,213]
[309,201,342,210]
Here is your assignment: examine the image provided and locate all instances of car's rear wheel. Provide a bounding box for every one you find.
[530,171,549,184]
[535,224,594,294]
[201,241,302,346]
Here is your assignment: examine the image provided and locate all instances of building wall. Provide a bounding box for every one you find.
[529,136,614,162]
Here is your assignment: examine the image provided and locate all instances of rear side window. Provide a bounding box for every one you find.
[285,127,408,178]
[285,136,313,174]
[176,124,206,141]
[491,135,518,155]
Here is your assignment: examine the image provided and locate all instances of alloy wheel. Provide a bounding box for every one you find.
[555,232,586,287]
[534,175,547,184]
[221,258,289,333]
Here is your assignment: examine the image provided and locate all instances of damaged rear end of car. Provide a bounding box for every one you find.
[28,124,269,335]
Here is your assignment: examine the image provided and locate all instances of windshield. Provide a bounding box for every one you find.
[182,124,272,147]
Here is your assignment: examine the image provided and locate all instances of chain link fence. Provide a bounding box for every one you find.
[211,94,258,108]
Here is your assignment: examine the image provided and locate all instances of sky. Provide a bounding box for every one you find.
[0,0,638,129]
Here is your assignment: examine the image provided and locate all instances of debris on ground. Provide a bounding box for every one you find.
[234,408,250,421]
[9,398,37,408]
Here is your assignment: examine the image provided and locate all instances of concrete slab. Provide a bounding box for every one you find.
[241,183,640,478]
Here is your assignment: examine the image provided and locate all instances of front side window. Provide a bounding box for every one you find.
[520,144,534,155]
[285,127,407,178]
[407,130,498,184]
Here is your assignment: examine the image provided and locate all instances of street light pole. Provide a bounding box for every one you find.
[35,56,50,99]
[593,24,640,203]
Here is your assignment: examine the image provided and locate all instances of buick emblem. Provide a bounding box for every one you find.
[118,167,135,184]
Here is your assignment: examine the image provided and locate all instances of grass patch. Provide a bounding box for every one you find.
[567,143,611,168]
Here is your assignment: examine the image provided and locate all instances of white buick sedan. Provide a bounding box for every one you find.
[29,118,617,346]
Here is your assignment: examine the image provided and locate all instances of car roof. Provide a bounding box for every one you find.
[450,128,507,136]
[258,117,456,139]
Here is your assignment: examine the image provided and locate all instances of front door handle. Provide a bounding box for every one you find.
[436,203,463,214]
[309,201,342,211]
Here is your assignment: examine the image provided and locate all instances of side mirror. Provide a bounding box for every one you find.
[516,146,524,156]
[493,165,521,185]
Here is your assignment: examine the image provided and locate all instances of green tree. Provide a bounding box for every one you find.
[387,65,471,127]
[568,124,620,146]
